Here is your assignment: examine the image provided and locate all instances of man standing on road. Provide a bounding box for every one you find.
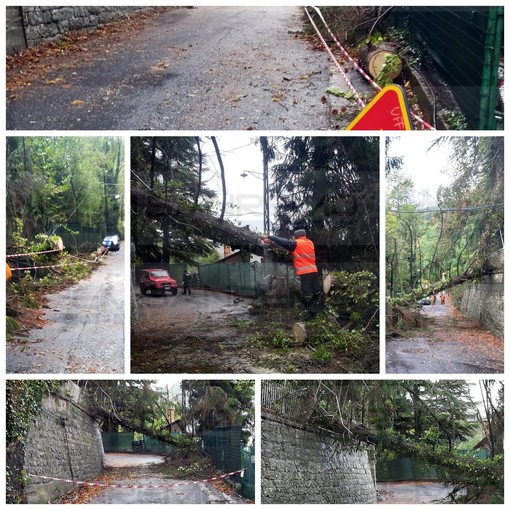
[182,270,192,295]
[262,229,323,320]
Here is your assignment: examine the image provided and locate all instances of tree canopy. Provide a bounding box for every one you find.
[262,379,504,499]
[267,136,379,266]
[131,136,379,268]
[76,379,254,443]
[6,137,124,250]
[386,137,503,297]
[131,136,218,264]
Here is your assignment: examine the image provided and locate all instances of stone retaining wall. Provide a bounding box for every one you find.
[24,382,105,503]
[6,6,153,53]
[460,250,504,337]
[262,416,377,504]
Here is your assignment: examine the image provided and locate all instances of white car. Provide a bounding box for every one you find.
[102,235,120,251]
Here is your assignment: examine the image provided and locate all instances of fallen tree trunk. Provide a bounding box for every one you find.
[313,414,503,488]
[358,42,403,81]
[417,271,489,298]
[89,406,177,445]
[132,188,264,255]
[132,189,378,263]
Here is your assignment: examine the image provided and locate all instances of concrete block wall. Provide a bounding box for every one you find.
[24,383,105,504]
[262,417,377,504]
[6,6,152,53]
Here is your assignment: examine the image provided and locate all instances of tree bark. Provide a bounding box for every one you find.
[194,136,203,205]
[211,137,227,222]
[132,188,264,255]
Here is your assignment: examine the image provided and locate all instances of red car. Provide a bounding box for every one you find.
[139,268,178,296]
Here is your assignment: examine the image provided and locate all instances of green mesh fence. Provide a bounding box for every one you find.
[390,6,503,129]
[198,263,261,297]
[241,444,256,501]
[378,450,488,482]
[54,224,100,252]
[101,432,173,455]
[203,426,243,489]
[102,432,134,452]
[143,436,174,455]
[168,263,186,283]
[377,457,438,481]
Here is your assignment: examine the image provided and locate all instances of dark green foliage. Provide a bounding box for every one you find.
[267,136,379,264]
[6,380,61,503]
[181,380,255,443]
[327,270,378,326]
[131,137,218,264]
[263,379,503,497]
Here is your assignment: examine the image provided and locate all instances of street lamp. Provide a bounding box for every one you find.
[240,169,270,234]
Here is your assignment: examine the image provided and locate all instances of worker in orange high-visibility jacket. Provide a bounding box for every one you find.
[262,229,323,320]
[6,262,12,282]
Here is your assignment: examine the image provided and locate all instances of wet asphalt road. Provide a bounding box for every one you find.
[386,304,504,374]
[7,6,333,131]
[81,454,241,504]
[131,288,262,374]
[377,481,459,504]
[84,476,238,504]
[6,245,124,374]
[104,453,165,468]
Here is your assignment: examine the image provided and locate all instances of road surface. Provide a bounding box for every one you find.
[61,455,244,504]
[104,453,166,468]
[378,481,461,504]
[131,288,264,373]
[6,245,125,374]
[386,304,504,374]
[7,6,340,131]
[131,287,360,374]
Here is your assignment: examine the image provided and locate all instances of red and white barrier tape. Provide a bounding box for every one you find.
[10,264,65,271]
[9,253,103,271]
[307,5,435,130]
[304,6,366,109]
[28,470,244,489]
[6,248,62,259]
[308,6,378,91]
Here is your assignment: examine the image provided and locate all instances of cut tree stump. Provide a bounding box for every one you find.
[359,42,403,81]
[323,274,332,294]
[292,322,307,344]
[54,236,64,251]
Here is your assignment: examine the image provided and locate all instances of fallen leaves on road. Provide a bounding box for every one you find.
[210,478,234,496]
[6,7,176,98]
[422,306,503,372]
[59,471,120,504]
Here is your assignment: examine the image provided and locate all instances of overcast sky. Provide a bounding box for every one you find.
[199,135,273,233]
[386,135,455,206]
[198,136,266,232]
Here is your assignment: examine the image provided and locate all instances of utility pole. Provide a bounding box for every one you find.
[260,137,270,234]
[103,169,109,233]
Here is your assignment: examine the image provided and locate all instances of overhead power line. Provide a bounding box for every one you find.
[388,203,504,214]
